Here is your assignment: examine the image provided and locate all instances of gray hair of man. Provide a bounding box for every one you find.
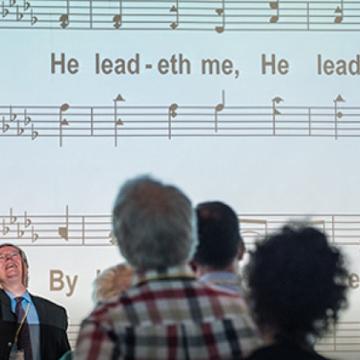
[112,175,198,270]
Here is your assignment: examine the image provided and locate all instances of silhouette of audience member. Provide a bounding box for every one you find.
[192,201,245,294]
[74,175,261,359]
[245,223,348,360]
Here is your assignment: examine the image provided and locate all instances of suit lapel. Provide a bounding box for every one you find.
[0,289,16,321]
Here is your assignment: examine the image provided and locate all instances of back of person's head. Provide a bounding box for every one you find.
[93,263,133,303]
[112,175,197,270]
[245,223,348,342]
[192,201,244,270]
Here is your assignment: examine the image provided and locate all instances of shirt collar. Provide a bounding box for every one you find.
[200,271,239,283]
[5,289,31,303]
[132,265,196,287]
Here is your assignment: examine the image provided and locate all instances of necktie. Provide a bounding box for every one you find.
[15,297,33,360]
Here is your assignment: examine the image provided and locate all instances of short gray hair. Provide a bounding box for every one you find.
[112,176,197,270]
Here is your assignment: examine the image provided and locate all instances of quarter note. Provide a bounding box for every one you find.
[269,0,280,23]
[214,90,225,133]
[215,0,225,33]
[58,205,69,241]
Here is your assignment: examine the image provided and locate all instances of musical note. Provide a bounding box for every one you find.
[214,90,225,133]
[170,0,179,30]
[168,103,178,139]
[269,0,280,23]
[113,0,123,29]
[59,0,70,29]
[334,0,344,24]
[59,103,70,147]
[215,0,225,33]
[272,96,283,135]
[334,94,345,140]
[113,94,125,147]
[58,205,69,241]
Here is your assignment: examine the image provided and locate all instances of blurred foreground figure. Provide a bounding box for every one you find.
[75,176,261,359]
[0,243,70,360]
[192,201,245,294]
[245,224,348,360]
[93,263,133,303]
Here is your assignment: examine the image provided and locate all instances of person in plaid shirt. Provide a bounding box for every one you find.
[74,176,261,360]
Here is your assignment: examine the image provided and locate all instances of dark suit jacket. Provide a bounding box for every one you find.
[0,289,70,360]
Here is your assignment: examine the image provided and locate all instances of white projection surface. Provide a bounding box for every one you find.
[1,1,360,358]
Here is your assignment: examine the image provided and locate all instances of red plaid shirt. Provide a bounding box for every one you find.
[74,266,261,360]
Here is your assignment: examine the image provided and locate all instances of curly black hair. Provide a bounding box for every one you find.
[245,223,348,343]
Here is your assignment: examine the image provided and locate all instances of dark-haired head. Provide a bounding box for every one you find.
[192,201,244,270]
[245,223,348,344]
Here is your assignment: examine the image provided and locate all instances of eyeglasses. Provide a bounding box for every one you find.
[0,251,20,262]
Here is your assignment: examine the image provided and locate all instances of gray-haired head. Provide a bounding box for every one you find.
[112,175,197,270]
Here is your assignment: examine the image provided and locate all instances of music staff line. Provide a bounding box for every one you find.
[1,93,360,146]
[2,207,360,247]
[1,0,360,32]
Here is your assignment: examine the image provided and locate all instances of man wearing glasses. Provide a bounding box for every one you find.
[0,243,70,360]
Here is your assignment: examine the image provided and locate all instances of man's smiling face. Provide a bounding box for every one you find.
[0,245,23,287]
